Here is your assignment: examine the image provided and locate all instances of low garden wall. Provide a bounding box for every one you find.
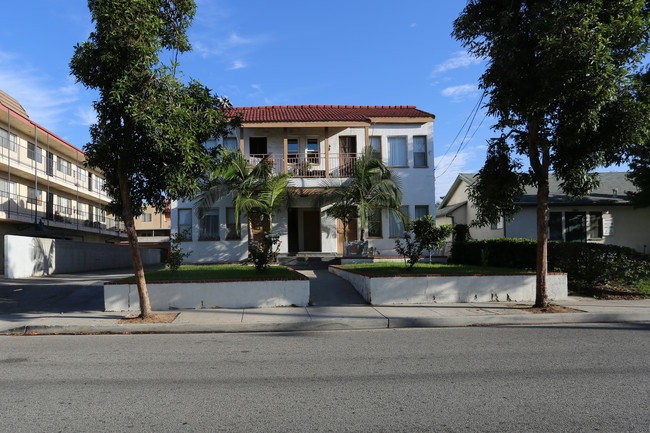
[104,276,310,311]
[329,265,567,304]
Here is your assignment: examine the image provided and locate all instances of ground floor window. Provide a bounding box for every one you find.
[548,211,603,242]
[389,206,409,237]
[368,209,382,238]
[199,209,219,241]
[414,205,429,221]
[226,207,240,240]
[178,209,192,241]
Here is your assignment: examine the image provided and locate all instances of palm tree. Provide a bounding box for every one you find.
[320,147,403,241]
[195,147,289,237]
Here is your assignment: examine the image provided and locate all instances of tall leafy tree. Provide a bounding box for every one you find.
[70,0,238,318]
[453,1,650,307]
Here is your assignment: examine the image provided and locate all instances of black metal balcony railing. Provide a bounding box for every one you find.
[0,191,125,234]
[246,153,360,178]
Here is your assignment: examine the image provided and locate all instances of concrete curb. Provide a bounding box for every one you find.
[2,312,647,335]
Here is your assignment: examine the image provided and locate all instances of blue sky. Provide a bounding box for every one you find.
[0,0,493,199]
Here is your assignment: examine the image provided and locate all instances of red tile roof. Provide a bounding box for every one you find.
[227,105,435,123]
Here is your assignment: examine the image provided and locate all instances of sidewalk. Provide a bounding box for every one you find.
[2,297,649,335]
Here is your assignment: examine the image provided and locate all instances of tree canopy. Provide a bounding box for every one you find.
[453,0,650,307]
[70,0,238,317]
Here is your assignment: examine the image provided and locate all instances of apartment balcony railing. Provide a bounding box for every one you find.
[0,136,110,201]
[246,152,360,178]
[0,191,126,236]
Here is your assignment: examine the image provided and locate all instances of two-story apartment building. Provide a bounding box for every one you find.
[0,89,125,271]
[172,105,436,261]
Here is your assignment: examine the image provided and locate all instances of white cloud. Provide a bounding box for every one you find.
[192,32,266,59]
[441,84,478,102]
[251,84,262,91]
[229,60,246,70]
[75,106,97,126]
[432,51,481,76]
[410,23,417,28]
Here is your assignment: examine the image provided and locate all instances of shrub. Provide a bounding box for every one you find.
[248,233,281,272]
[394,222,423,269]
[412,216,454,262]
[166,229,192,271]
[450,238,650,287]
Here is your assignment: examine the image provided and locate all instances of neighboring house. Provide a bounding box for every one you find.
[437,172,650,253]
[172,105,436,261]
[0,89,126,272]
[133,203,171,256]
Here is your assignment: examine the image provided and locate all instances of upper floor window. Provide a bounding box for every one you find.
[0,128,17,151]
[141,213,152,223]
[388,136,407,167]
[287,138,299,161]
[369,136,381,160]
[57,157,72,176]
[413,136,427,167]
[27,143,43,163]
[0,178,17,199]
[307,138,320,164]
[27,187,43,205]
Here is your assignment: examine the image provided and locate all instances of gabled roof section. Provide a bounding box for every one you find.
[227,105,435,123]
[0,89,29,119]
[438,173,476,209]
[516,172,635,205]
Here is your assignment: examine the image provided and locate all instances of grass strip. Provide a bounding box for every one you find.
[340,262,533,276]
[118,265,301,283]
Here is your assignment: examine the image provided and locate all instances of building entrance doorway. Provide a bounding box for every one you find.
[287,208,322,253]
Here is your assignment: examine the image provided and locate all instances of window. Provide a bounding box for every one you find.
[0,128,17,151]
[369,136,381,160]
[389,206,409,237]
[199,209,219,241]
[490,218,503,230]
[96,207,106,223]
[388,136,407,166]
[27,187,43,205]
[58,196,72,215]
[77,168,87,185]
[588,212,603,239]
[368,209,382,238]
[223,137,238,151]
[141,213,152,223]
[414,205,429,221]
[549,212,563,240]
[0,178,17,199]
[178,209,192,241]
[307,138,320,164]
[226,207,240,240]
[413,136,427,167]
[57,157,72,176]
[88,173,93,191]
[27,143,43,163]
[287,138,299,162]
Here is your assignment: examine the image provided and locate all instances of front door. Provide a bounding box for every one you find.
[337,218,358,254]
[288,208,299,252]
[303,210,321,252]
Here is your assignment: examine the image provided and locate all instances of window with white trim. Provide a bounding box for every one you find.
[226,207,240,240]
[369,136,381,160]
[413,136,427,167]
[27,143,43,163]
[57,157,72,176]
[389,206,409,237]
[199,209,219,241]
[141,213,152,223]
[388,136,407,167]
[178,209,192,241]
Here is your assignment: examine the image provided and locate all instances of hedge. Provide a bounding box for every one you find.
[450,238,650,286]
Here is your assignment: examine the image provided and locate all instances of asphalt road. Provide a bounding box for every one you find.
[1,324,648,432]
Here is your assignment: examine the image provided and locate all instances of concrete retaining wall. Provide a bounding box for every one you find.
[104,278,310,311]
[330,266,568,304]
[4,235,162,278]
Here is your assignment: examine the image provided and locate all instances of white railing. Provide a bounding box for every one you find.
[245,153,360,178]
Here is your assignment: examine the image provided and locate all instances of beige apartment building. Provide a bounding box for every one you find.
[0,89,126,271]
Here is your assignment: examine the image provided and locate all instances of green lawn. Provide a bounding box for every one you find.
[633,277,650,296]
[118,265,302,283]
[340,262,532,276]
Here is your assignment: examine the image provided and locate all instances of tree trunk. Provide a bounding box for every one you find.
[534,174,550,308]
[117,163,153,318]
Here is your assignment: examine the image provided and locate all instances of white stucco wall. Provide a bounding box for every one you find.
[330,266,568,304]
[4,235,162,278]
[506,205,650,253]
[104,278,310,311]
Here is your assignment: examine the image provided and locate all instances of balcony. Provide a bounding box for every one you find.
[0,136,111,202]
[0,191,126,237]
[246,153,360,178]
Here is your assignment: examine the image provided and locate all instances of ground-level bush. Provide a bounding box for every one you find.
[450,238,649,288]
